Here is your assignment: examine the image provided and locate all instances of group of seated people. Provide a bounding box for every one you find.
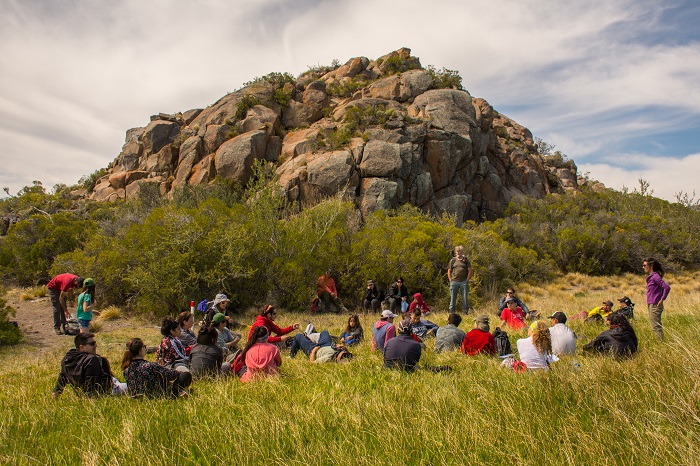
[52,289,641,398]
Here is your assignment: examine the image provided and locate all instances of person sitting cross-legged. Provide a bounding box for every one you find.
[461,314,497,356]
[409,309,438,340]
[371,310,398,354]
[383,319,422,372]
[547,311,576,356]
[434,313,466,353]
[500,298,527,330]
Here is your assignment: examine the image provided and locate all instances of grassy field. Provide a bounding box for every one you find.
[1,272,699,465]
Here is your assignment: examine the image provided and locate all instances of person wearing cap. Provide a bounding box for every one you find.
[212,312,242,357]
[548,312,576,356]
[248,305,300,346]
[500,298,526,330]
[47,273,84,335]
[408,292,431,316]
[362,280,384,314]
[497,288,530,317]
[289,327,353,363]
[461,314,497,356]
[613,296,635,319]
[53,332,126,398]
[205,293,236,328]
[447,245,473,314]
[585,300,614,323]
[76,278,99,334]
[435,313,467,353]
[383,319,422,372]
[408,309,438,339]
[371,309,397,353]
[316,270,347,313]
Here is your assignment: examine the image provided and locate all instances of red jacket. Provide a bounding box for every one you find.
[461,328,497,356]
[248,315,295,343]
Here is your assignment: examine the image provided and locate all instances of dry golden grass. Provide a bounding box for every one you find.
[18,285,47,301]
[97,305,121,321]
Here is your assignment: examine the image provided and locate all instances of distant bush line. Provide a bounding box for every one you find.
[2,170,699,316]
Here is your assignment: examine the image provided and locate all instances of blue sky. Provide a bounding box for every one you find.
[1,0,698,202]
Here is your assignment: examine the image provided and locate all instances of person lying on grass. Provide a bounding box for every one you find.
[583,313,638,360]
[123,337,192,398]
[289,328,354,363]
[52,332,126,398]
[240,326,282,382]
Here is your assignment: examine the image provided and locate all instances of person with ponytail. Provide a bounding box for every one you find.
[190,326,226,378]
[122,338,192,398]
[247,305,299,347]
[643,257,671,339]
[239,326,282,383]
[76,278,99,333]
[155,317,190,371]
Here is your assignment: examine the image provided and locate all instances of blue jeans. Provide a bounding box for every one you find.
[290,330,333,358]
[449,281,470,313]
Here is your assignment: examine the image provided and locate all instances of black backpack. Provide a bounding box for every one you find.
[493,327,512,356]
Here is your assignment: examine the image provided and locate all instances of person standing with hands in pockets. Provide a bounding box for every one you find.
[447,246,472,314]
[644,257,670,339]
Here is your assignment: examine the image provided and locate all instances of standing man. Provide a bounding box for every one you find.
[47,273,84,335]
[447,246,472,314]
[644,257,671,339]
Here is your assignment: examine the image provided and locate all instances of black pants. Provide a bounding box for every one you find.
[169,372,192,397]
[49,288,66,330]
[363,299,382,313]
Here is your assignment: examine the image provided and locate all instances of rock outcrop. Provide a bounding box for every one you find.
[91,48,583,222]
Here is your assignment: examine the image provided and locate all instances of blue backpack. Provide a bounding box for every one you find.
[196,300,210,314]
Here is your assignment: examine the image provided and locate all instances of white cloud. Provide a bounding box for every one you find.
[0,0,698,202]
[580,151,700,202]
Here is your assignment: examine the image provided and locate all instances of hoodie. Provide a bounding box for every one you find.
[53,349,113,396]
[408,293,431,314]
[371,320,396,353]
[248,315,295,343]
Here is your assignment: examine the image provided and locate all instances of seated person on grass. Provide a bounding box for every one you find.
[189,326,226,378]
[408,292,431,316]
[497,287,530,316]
[290,329,354,363]
[363,280,384,314]
[500,298,527,330]
[340,314,364,346]
[212,313,242,357]
[383,319,422,372]
[613,296,635,319]
[409,309,439,340]
[434,313,466,353]
[53,332,126,398]
[461,314,497,356]
[371,310,398,354]
[583,313,638,360]
[122,338,192,398]
[547,311,576,356]
[513,322,558,371]
[156,317,190,371]
[240,326,282,382]
[248,305,300,347]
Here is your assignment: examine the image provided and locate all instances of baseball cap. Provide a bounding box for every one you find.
[602,300,613,307]
[547,311,567,323]
[381,310,398,319]
[211,313,227,325]
[617,296,633,306]
[475,314,489,324]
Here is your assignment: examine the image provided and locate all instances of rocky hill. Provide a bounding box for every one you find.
[91,48,589,222]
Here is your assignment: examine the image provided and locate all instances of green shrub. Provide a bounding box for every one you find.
[235,95,261,119]
[380,54,421,75]
[426,65,464,90]
[244,72,295,88]
[0,290,21,346]
[273,87,293,107]
[326,76,369,98]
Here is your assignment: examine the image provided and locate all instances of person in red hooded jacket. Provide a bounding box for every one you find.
[247,305,300,346]
[408,292,431,316]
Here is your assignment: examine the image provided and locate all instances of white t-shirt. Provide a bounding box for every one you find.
[549,323,576,356]
[516,337,558,370]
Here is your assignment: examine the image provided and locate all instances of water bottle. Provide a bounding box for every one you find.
[190,301,195,314]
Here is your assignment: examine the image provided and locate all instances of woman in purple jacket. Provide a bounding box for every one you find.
[643,257,671,339]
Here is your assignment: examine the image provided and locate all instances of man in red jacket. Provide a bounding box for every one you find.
[461,314,496,356]
[248,305,300,347]
[47,273,84,335]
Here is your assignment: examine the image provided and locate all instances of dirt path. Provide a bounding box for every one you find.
[6,293,66,352]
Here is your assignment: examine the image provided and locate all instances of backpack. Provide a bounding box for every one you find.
[196,300,210,313]
[615,306,635,319]
[64,318,80,336]
[493,327,512,356]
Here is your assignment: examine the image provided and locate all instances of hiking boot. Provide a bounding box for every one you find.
[54,328,63,335]
[304,323,315,335]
